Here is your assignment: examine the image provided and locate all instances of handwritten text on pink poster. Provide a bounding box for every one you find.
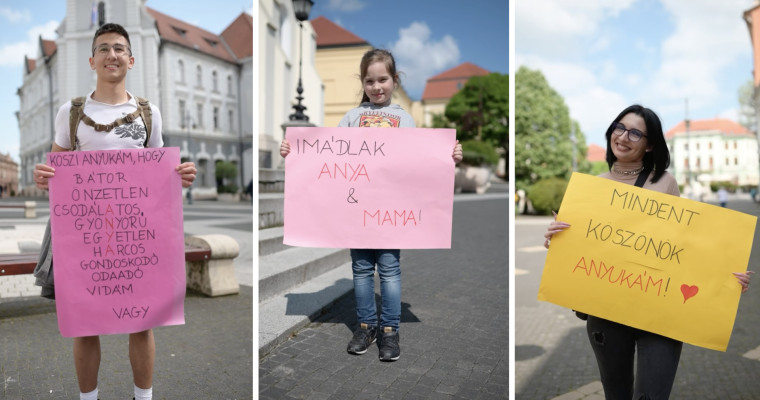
[283,127,456,249]
[48,147,185,337]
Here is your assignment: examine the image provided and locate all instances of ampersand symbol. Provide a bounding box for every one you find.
[347,188,358,204]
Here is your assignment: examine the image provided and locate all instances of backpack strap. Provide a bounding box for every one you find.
[68,96,86,151]
[634,165,653,188]
[135,96,152,148]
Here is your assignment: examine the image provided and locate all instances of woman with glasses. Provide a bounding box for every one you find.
[543,104,752,399]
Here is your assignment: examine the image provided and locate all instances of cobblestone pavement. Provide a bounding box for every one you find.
[516,198,760,400]
[259,195,509,400]
[0,199,253,399]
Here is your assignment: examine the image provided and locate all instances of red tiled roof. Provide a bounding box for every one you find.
[41,39,56,58]
[221,12,253,59]
[311,16,368,48]
[665,118,752,139]
[25,57,36,73]
[146,7,237,63]
[587,143,606,162]
[421,62,490,100]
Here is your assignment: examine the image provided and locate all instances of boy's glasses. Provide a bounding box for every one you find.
[612,122,647,142]
[92,44,131,57]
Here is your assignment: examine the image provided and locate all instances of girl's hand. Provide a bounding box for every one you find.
[34,163,55,190]
[452,140,463,163]
[734,271,754,293]
[280,140,291,158]
[176,162,197,188]
[544,210,570,249]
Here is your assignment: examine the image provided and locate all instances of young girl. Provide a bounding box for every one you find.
[281,49,462,361]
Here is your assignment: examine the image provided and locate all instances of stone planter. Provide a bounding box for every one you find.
[217,192,238,202]
[455,165,492,194]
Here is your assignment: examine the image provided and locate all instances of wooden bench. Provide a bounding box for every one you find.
[0,202,37,218]
[0,246,212,276]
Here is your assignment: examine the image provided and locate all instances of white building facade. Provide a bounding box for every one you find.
[666,118,759,187]
[259,0,323,169]
[17,0,253,196]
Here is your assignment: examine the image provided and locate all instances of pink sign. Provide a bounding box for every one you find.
[283,127,456,249]
[48,148,185,337]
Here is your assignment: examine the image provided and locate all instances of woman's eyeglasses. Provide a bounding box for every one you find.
[612,122,647,142]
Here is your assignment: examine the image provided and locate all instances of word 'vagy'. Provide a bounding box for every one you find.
[113,306,149,319]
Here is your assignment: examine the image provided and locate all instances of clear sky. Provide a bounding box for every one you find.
[0,0,253,163]
[516,0,756,147]
[309,0,509,100]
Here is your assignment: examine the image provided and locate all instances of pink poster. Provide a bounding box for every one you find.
[48,147,185,337]
[284,127,456,249]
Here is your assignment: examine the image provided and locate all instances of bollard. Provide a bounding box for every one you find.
[24,201,36,219]
[185,234,240,296]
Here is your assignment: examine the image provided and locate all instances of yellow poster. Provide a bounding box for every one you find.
[538,173,756,351]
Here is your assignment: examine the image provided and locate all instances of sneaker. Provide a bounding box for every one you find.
[378,327,400,361]
[347,323,377,355]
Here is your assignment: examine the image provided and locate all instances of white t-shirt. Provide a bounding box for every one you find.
[54,90,163,151]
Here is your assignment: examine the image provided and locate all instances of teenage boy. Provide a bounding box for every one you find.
[33,23,197,400]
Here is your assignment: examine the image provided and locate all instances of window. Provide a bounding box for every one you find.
[178,60,185,83]
[196,65,202,87]
[228,109,234,132]
[97,2,105,27]
[684,143,688,150]
[734,141,738,149]
[179,100,186,128]
[709,157,713,168]
[735,157,739,165]
[684,159,689,168]
[725,142,729,150]
[227,75,233,95]
[213,107,219,130]
[196,103,203,127]
[212,71,218,92]
[709,142,712,149]
[696,142,700,150]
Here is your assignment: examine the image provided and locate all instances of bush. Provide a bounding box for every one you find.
[218,184,239,194]
[460,139,499,166]
[528,178,569,215]
[709,181,737,193]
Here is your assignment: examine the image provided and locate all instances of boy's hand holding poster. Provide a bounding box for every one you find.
[283,127,456,249]
[48,147,186,337]
[538,173,757,351]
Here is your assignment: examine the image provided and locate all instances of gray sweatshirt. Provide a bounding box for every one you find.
[337,103,416,128]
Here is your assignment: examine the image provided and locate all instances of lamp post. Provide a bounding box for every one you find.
[185,110,193,205]
[289,0,313,121]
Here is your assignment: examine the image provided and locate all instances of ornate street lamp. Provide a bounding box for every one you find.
[288,0,314,121]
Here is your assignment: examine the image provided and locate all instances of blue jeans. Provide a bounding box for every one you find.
[350,249,401,329]
[586,316,682,400]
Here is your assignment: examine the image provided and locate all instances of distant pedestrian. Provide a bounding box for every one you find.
[543,104,752,399]
[280,49,462,362]
[718,186,728,207]
[32,23,196,400]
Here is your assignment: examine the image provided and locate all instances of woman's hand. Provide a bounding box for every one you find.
[452,140,463,163]
[33,163,55,190]
[544,211,570,249]
[280,140,291,158]
[176,162,197,188]
[734,271,754,293]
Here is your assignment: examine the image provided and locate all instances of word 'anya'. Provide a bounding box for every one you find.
[296,137,386,157]
[573,256,668,297]
[363,209,421,227]
[586,218,684,264]
[318,163,370,182]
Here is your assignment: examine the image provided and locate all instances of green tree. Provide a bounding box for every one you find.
[739,79,756,134]
[515,66,587,190]
[215,161,238,193]
[441,73,509,166]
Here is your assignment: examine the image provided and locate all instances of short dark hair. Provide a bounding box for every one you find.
[605,104,671,184]
[91,23,131,55]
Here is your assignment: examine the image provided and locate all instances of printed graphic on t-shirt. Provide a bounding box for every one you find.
[358,113,400,128]
[114,122,147,145]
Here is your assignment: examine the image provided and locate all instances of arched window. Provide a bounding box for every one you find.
[212,71,218,92]
[196,65,202,87]
[227,75,233,95]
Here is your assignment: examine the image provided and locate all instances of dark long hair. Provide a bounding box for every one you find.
[605,104,670,183]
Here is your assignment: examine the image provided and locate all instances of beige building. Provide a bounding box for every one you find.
[0,153,19,197]
[311,16,421,128]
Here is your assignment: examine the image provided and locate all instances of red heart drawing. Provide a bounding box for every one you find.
[681,284,699,304]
